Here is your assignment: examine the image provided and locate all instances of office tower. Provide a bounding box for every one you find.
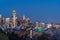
[30,30,33,39]
[0,14,2,24]
[5,18,10,28]
[2,17,5,24]
[35,22,39,29]
[0,14,2,21]
[23,15,26,20]
[0,14,2,28]
[40,22,45,29]
[0,14,2,18]
[5,18,10,23]
[0,14,5,26]
[36,22,39,27]
[12,10,16,28]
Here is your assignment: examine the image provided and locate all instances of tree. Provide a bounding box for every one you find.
[0,31,9,40]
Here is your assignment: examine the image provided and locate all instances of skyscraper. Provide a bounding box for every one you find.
[23,15,26,20]
[0,14,2,18]
[12,10,16,28]
[36,22,39,27]
[5,18,10,28]
[0,14,2,24]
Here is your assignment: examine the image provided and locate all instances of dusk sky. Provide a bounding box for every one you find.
[0,0,60,23]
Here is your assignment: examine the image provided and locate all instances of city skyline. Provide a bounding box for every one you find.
[0,0,60,23]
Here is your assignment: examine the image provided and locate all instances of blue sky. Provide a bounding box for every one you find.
[0,0,60,23]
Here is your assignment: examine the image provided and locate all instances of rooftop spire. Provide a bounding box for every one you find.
[12,10,16,14]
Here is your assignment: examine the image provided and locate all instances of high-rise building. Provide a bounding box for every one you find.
[23,15,26,20]
[5,18,10,23]
[2,17,5,24]
[0,14,2,18]
[36,22,39,27]
[12,10,17,28]
[5,18,10,28]
[0,14,2,25]
[40,22,45,29]
[0,14,5,26]
[34,22,39,29]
